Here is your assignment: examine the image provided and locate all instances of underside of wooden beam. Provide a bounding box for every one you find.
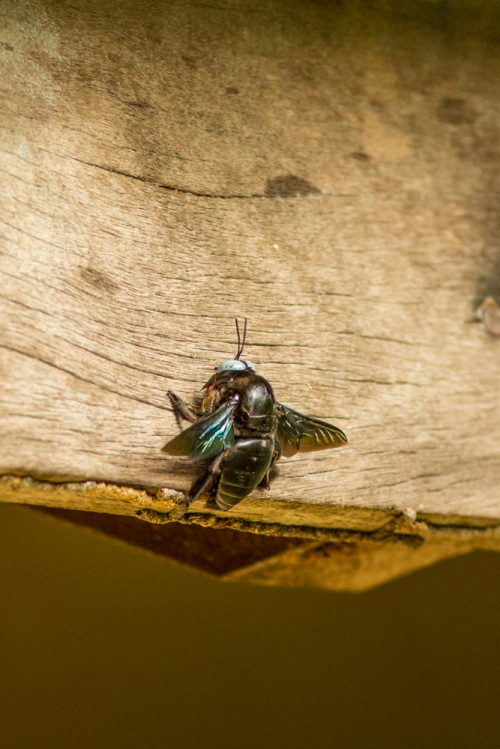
[3,475,499,591]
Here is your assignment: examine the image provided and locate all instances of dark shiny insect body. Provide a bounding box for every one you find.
[162,321,347,511]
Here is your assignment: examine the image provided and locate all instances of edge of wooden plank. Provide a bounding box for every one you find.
[2,473,499,544]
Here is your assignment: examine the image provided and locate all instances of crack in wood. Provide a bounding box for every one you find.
[0,343,172,411]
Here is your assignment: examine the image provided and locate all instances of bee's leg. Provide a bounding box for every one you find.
[167,390,198,428]
[188,452,226,503]
[258,472,271,490]
[187,471,214,503]
[205,473,223,508]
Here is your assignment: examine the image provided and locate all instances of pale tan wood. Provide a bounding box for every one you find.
[1,0,500,587]
[226,534,500,592]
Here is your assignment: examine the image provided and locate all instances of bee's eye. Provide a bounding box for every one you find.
[243,360,255,371]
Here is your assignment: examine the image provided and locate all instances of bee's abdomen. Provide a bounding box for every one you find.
[216,438,274,511]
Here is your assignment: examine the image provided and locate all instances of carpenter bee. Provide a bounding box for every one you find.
[162,320,347,511]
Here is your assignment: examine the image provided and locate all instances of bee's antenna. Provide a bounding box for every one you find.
[235,318,247,360]
[235,318,240,357]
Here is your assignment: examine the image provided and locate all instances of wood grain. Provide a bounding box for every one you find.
[1,0,500,569]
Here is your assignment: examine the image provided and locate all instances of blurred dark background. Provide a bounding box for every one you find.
[1,503,499,749]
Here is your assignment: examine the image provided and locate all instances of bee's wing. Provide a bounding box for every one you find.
[162,400,237,459]
[276,403,348,458]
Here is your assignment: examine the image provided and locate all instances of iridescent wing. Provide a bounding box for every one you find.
[162,400,237,459]
[276,403,347,458]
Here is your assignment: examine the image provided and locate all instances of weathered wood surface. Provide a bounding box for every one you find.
[1,0,500,587]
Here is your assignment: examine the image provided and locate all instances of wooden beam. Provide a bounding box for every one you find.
[1,0,499,588]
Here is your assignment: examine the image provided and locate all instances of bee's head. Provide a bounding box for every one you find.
[217,318,255,373]
[217,358,255,373]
